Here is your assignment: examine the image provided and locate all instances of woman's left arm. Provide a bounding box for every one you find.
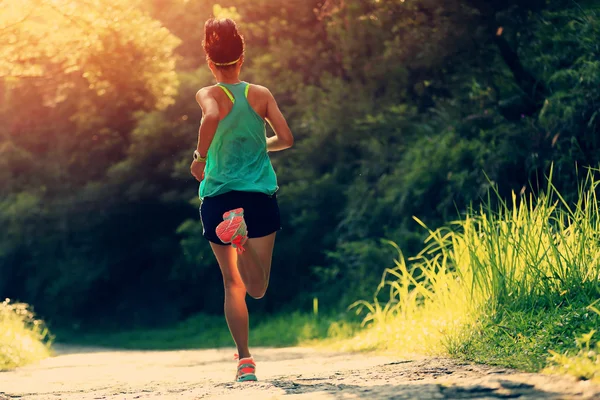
[190,87,220,182]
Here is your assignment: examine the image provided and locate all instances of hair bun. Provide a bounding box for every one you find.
[203,18,245,67]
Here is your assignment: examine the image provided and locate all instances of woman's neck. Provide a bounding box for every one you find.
[215,71,241,84]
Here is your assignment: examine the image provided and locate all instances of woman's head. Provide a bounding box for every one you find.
[203,18,245,71]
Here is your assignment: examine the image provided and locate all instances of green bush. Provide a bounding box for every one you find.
[0,299,52,371]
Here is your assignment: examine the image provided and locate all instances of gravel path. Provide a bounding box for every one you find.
[1,345,599,399]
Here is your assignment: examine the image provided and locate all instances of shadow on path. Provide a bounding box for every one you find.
[269,379,564,399]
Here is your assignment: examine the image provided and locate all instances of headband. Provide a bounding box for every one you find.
[211,57,241,66]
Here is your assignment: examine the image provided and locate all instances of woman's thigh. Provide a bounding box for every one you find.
[200,191,281,244]
[210,242,244,288]
[243,232,276,278]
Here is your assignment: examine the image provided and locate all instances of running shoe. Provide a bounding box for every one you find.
[215,208,248,253]
[234,354,257,382]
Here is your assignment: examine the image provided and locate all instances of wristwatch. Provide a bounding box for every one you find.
[193,150,207,163]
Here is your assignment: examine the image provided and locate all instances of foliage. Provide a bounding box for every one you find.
[340,171,600,380]
[545,303,600,382]
[0,299,52,371]
[55,311,358,350]
[457,303,600,373]
[1,0,599,340]
[0,0,180,110]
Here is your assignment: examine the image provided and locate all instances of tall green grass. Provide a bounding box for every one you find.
[0,299,52,370]
[341,169,600,380]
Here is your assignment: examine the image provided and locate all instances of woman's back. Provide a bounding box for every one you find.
[211,82,270,120]
[199,81,278,199]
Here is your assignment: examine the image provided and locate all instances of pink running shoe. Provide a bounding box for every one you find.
[234,354,257,382]
[215,208,248,254]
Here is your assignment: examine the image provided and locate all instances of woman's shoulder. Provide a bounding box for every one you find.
[196,84,223,96]
[246,83,276,103]
[246,82,271,94]
[195,85,224,104]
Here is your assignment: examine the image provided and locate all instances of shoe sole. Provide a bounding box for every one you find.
[215,217,246,242]
[236,373,257,382]
[216,208,247,244]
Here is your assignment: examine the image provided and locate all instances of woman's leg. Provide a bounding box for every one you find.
[210,242,251,359]
[236,233,276,299]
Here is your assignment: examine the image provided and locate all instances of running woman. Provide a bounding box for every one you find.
[189,17,294,383]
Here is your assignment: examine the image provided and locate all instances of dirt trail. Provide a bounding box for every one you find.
[1,345,599,399]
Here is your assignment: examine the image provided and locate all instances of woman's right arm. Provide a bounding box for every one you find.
[264,89,294,152]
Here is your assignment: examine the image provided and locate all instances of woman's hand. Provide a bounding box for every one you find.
[190,160,205,182]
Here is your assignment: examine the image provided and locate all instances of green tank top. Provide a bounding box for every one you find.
[199,81,278,199]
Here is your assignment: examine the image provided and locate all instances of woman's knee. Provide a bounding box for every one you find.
[223,277,246,293]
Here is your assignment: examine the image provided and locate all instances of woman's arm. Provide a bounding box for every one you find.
[264,89,294,152]
[195,87,220,156]
[190,87,220,182]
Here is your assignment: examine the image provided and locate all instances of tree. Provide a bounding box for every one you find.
[0,0,182,325]
[0,0,180,110]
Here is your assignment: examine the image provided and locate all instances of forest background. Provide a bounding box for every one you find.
[1,1,599,373]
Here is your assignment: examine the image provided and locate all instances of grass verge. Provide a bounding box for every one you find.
[335,168,600,382]
[0,299,52,371]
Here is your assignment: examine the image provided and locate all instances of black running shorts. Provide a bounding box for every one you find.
[199,190,281,245]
